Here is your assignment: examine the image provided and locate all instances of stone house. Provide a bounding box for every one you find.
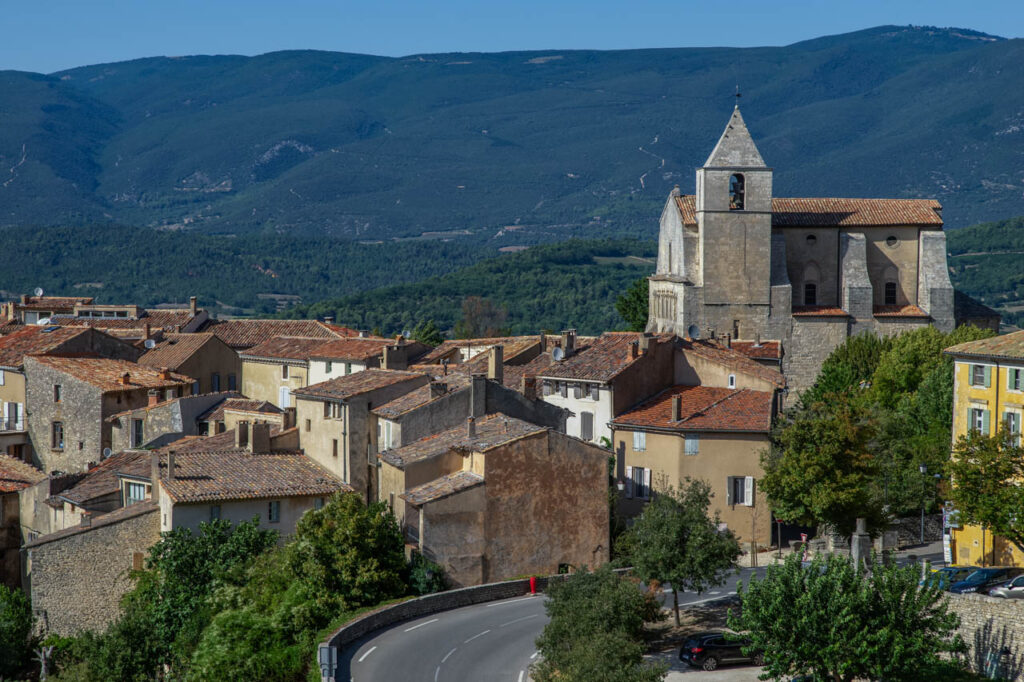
[307,337,431,384]
[107,391,242,451]
[0,326,141,461]
[293,369,429,501]
[417,335,548,367]
[647,105,999,392]
[46,297,210,343]
[239,336,338,408]
[0,455,45,587]
[197,397,285,435]
[202,318,357,352]
[138,332,241,395]
[611,385,777,547]
[0,295,95,325]
[535,331,676,445]
[380,414,609,587]
[23,356,192,473]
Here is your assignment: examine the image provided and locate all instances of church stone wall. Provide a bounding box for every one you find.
[840,233,875,337]
[783,228,840,307]
[918,231,956,332]
[862,226,920,307]
[784,318,850,394]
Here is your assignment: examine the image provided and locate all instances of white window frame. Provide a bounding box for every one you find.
[624,466,651,500]
[1004,410,1022,446]
[1009,368,1023,392]
[125,482,147,506]
[969,407,989,434]
[684,434,699,455]
[0,369,4,386]
[727,476,756,506]
[728,374,736,389]
[633,431,646,452]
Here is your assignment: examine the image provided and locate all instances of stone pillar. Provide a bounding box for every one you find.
[850,517,872,571]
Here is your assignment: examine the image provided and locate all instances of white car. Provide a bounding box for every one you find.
[989,574,1024,599]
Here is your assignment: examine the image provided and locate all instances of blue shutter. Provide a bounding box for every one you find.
[983,365,992,388]
[982,409,991,435]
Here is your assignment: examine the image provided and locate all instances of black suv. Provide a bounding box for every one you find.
[679,630,763,671]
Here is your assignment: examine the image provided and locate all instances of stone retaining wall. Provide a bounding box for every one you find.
[947,593,1024,681]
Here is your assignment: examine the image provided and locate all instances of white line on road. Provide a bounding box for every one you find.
[485,596,536,607]
[405,618,439,632]
[682,594,737,607]
[442,648,457,663]
[530,651,539,660]
[501,614,538,628]
[434,666,440,681]
[464,629,491,643]
[357,646,377,662]
[518,671,525,682]
[710,590,722,595]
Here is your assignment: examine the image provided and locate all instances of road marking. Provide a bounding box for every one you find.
[485,596,536,607]
[434,666,440,682]
[710,590,722,595]
[501,614,538,628]
[518,671,525,682]
[464,629,490,643]
[357,646,376,662]
[442,648,457,663]
[404,618,439,632]
[683,594,736,607]
[530,651,539,660]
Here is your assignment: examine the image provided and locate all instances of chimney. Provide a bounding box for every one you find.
[430,382,447,398]
[150,452,160,503]
[521,376,537,401]
[80,514,92,528]
[167,450,176,481]
[358,330,368,338]
[235,421,249,449]
[324,315,335,324]
[639,334,650,355]
[725,334,732,349]
[284,407,296,429]
[158,367,172,381]
[487,345,504,384]
[250,422,271,453]
[753,333,762,348]
[189,296,197,316]
[672,395,682,422]
[120,372,131,386]
[382,343,408,370]
[629,341,639,360]
[174,325,182,333]
[470,374,486,418]
[148,389,161,407]
[467,416,476,439]
[143,322,151,341]
[395,334,405,347]
[539,331,547,350]
[560,329,576,356]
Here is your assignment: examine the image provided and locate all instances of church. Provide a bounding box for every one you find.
[647,105,999,392]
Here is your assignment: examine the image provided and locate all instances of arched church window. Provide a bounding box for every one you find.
[884,281,898,305]
[729,174,745,210]
[804,282,817,306]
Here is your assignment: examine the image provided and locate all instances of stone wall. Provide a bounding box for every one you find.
[947,593,1024,681]
[24,359,104,474]
[26,502,159,635]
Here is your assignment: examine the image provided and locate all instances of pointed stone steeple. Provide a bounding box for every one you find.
[702,105,766,168]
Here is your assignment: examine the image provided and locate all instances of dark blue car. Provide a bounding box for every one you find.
[948,568,1024,594]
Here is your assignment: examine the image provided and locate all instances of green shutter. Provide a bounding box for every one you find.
[982,409,991,435]
[983,365,992,388]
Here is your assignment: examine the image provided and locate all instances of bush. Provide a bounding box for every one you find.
[0,585,34,678]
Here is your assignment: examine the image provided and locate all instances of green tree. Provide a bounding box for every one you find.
[614,277,648,332]
[729,552,964,682]
[532,565,666,682]
[947,429,1024,555]
[799,332,893,406]
[0,585,34,679]
[762,394,885,536]
[624,479,741,624]
[410,319,443,346]
[453,296,509,338]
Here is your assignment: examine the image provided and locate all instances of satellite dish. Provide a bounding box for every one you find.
[687,325,700,339]
[402,330,411,339]
[36,317,52,326]
[33,287,44,297]
[552,346,565,362]
[144,339,157,349]
[102,447,112,458]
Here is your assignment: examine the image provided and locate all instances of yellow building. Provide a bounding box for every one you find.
[945,329,1024,567]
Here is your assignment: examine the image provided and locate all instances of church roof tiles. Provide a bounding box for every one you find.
[674,195,943,228]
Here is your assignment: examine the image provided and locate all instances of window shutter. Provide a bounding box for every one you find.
[726,477,734,506]
[982,409,991,435]
[984,365,992,388]
[643,468,652,499]
[744,476,755,507]
[625,466,634,499]
[2,402,7,428]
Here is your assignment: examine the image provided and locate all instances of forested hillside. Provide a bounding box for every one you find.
[947,215,1024,328]
[1,25,1023,243]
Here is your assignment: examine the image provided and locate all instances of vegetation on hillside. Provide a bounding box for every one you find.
[947,215,1024,328]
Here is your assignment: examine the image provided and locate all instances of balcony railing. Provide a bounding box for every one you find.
[1,419,25,432]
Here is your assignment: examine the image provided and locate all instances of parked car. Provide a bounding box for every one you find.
[948,568,1024,594]
[679,630,763,671]
[921,566,976,590]
[988,574,1024,599]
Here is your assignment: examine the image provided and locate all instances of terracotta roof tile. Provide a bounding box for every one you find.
[677,338,786,388]
[138,333,219,369]
[730,340,782,361]
[0,455,45,493]
[873,304,930,318]
[203,319,357,349]
[418,336,542,364]
[27,356,193,392]
[536,332,662,383]
[56,449,149,505]
[674,195,943,227]
[308,337,393,362]
[612,385,774,433]
[792,306,850,317]
[0,326,91,368]
[294,369,427,402]
[202,398,283,422]
[18,296,94,311]
[107,391,243,423]
[401,470,484,506]
[381,413,545,469]
[50,309,197,332]
[239,336,335,362]
[945,329,1024,361]
[372,376,471,419]
[954,290,1000,321]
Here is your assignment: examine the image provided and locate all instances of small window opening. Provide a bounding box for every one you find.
[806,234,817,246]
[729,174,745,210]
[886,235,898,248]
[884,282,898,305]
[804,282,817,306]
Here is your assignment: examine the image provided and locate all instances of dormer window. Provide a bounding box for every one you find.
[729,174,745,210]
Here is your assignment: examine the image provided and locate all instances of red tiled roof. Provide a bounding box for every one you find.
[612,385,774,433]
[372,376,470,419]
[945,329,1024,361]
[674,195,943,227]
[203,319,357,349]
[677,338,786,388]
[0,326,91,368]
[239,336,334,362]
[294,369,427,402]
[418,336,542,364]
[18,296,94,311]
[204,398,283,422]
[138,333,220,369]
[381,413,545,469]
[27,355,193,392]
[792,306,850,317]
[50,310,196,332]
[873,304,930,318]
[401,470,485,506]
[107,391,243,422]
[536,332,662,383]
[730,340,782,361]
[309,337,393,362]
[57,449,148,506]
[0,455,45,493]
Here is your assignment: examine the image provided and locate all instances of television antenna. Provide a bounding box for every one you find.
[102,447,112,459]
[552,346,565,362]
[402,330,411,339]
[144,339,157,349]
[36,317,52,326]
[33,287,44,297]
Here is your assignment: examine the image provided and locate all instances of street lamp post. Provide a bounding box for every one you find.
[919,464,927,545]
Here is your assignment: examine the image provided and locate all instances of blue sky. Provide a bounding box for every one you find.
[3,0,1022,73]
